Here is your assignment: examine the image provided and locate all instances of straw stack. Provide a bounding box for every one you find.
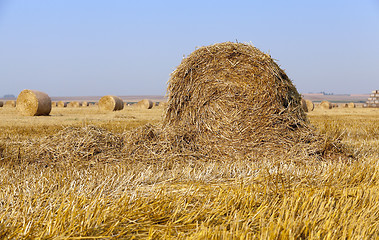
[364,90,379,108]
[16,89,51,116]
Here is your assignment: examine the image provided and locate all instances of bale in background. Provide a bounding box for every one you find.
[320,101,332,109]
[98,95,124,111]
[0,101,3,107]
[341,103,348,108]
[81,101,89,107]
[16,89,51,116]
[51,102,57,108]
[67,101,81,108]
[4,100,16,108]
[348,102,356,108]
[305,99,314,111]
[57,101,67,107]
[135,99,154,109]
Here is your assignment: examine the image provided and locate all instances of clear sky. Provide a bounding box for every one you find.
[0,0,378,97]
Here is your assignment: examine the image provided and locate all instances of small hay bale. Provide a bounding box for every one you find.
[4,100,16,108]
[0,101,3,107]
[98,95,124,111]
[341,103,348,108]
[51,101,57,108]
[16,89,51,116]
[320,101,332,109]
[348,102,356,108]
[57,101,67,107]
[67,101,81,108]
[305,99,314,111]
[135,99,154,109]
[81,101,89,107]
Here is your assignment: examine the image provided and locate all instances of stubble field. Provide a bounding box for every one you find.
[0,105,378,239]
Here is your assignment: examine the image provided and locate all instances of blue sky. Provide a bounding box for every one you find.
[0,0,378,96]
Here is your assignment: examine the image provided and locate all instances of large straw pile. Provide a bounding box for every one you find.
[135,99,154,109]
[98,95,124,111]
[163,42,321,156]
[16,89,51,116]
[12,42,350,165]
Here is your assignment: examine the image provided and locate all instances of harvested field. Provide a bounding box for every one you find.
[0,104,377,239]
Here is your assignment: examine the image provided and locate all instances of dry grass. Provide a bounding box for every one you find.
[0,106,378,239]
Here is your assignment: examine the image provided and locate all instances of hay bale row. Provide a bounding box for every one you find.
[67,101,81,108]
[16,89,51,116]
[134,99,154,109]
[98,95,124,111]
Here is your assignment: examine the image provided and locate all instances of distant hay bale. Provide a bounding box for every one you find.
[0,101,3,107]
[348,102,356,108]
[164,42,311,153]
[57,101,67,107]
[332,103,338,108]
[4,100,16,108]
[16,89,51,116]
[135,99,154,109]
[157,101,168,108]
[320,101,332,109]
[341,103,348,108]
[51,101,57,108]
[81,101,89,107]
[67,101,81,108]
[98,95,124,111]
[305,99,314,111]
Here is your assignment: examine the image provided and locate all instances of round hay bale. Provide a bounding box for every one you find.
[348,102,356,108]
[305,99,314,112]
[81,101,89,107]
[51,101,57,108]
[0,101,3,107]
[16,89,51,116]
[135,99,154,109]
[4,100,16,108]
[301,98,308,112]
[98,95,124,111]
[67,101,81,108]
[320,101,332,109]
[57,101,67,107]
[164,42,308,152]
